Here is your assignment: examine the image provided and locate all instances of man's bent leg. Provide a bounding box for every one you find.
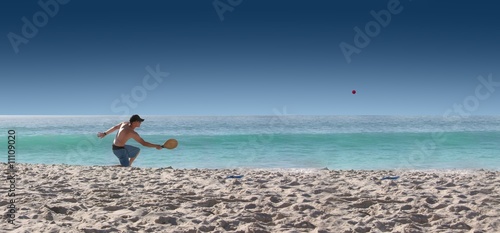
[113,149,130,167]
[129,151,140,167]
[124,145,141,167]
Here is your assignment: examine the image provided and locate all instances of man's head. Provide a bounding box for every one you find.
[129,114,144,128]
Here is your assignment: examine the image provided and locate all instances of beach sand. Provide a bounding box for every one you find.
[1,163,499,233]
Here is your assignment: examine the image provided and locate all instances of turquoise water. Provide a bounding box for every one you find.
[1,115,499,170]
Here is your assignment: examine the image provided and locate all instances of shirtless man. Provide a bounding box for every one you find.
[98,115,162,167]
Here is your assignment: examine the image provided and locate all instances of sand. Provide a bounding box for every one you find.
[1,163,499,233]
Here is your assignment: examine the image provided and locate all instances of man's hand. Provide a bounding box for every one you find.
[97,132,106,138]
[155,145,163,150]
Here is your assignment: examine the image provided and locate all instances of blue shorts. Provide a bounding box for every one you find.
[112,145,140,167]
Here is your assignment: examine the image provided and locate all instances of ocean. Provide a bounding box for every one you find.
[1,115,499,170]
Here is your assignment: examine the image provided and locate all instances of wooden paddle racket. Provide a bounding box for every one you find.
[161,138,178,149]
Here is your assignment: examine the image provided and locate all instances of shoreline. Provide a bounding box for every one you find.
[4,162,500,172]
[1,163,499,232]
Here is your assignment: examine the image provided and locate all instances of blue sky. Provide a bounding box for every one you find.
[1,0,499,115]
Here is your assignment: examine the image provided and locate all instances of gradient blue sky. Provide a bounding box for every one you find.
[1,0,499,115]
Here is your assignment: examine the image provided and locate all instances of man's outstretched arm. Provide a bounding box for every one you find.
[97,122,125,138]
[131,132,162,150]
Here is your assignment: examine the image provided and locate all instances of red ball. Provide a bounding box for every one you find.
[352,90,356,94]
